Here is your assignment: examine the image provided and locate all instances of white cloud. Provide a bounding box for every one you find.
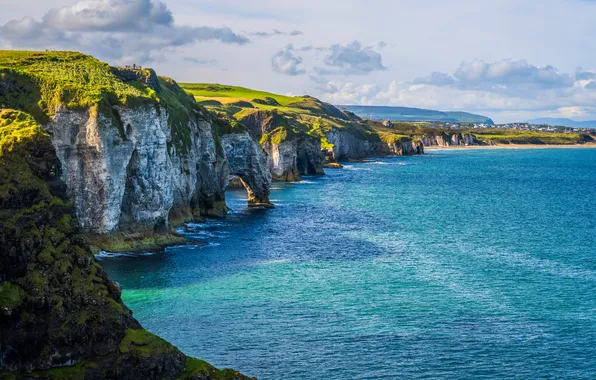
[413,59,574,94]
[271,45,305,76]
[0,0,249,63]
[320,58,596,122]
[322,41,386,75]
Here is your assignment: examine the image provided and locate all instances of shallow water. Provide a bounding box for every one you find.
[102,148,596,379]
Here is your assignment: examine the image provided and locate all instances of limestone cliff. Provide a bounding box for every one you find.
[236,109,324,182]
[419,132,483,147]
[261,131,324,181]
[221,132,273,207]
[324,127,424,160]
[0,109,252,380]
[0,52,275,252]
[46,82,228,238]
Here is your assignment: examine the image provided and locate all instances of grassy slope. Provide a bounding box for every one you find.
[181,83,305,107]
[0,51,154,120]
[180,83,593,147]
[180,83,406,149]
[472,129,584,145]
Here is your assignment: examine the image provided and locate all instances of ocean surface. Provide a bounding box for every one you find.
[101,148,596,379]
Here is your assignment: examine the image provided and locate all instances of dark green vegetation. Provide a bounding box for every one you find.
[0,52,251,379]
[341,105,494,124]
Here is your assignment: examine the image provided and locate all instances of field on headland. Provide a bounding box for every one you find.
[180,83,596,149]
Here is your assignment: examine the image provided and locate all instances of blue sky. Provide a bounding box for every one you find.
[2,0,596,123]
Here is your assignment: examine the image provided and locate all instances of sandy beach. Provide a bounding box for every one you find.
[424,143,596,150]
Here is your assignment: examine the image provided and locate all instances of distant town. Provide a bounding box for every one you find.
[437,122,593,133]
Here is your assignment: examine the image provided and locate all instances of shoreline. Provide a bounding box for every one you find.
[424,143,596,150]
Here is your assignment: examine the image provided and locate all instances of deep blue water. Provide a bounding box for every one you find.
[101,148,596,379]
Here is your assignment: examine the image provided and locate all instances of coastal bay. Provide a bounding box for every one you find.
[102,148,596,380]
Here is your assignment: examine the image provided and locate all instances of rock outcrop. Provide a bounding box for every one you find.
[377,139,425,155]
[262,132,324,181]
[419,132,482,147]
[42,80,231,246]
[221,132,273,207]
[46,102,229,238]
[325,128,373,160]
[237,110,325,182]
[324,127,424,160]
[0,109,252,379]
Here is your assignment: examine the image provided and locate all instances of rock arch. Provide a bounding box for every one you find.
[221,132,274,208]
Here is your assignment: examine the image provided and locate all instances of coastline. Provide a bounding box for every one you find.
[424,143,596,150]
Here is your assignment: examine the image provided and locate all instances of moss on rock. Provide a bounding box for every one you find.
[0,106,251,379]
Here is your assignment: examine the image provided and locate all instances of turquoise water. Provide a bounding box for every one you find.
[101,148,596,379]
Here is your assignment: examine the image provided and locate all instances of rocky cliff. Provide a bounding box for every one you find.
[237,109,324,182]
[261,131,324,181]
[325,127,424,160]
[0,109,252,379]
[46,80,229,240]
[221,132,273,207]
[419,132,483,147]
[0,52,277,252]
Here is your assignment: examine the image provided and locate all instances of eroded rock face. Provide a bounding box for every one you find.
[325,128,424,161]
[262,139,300,181]
[46,104,228,235]
[420,133,480,147]
[262,133,325,181]
[325,128,373,160]
[377,139,424,156]
[0,130,253,379]
[296,133,325,176]
[221,132,272,207]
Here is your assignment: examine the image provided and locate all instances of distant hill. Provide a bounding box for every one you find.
[526,118,596,129]
[339,105,494,124]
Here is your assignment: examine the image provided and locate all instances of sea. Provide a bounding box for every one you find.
[101,148,596,379]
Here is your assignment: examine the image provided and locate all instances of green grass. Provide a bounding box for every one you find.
[119,328,178,358]
[473,129,582,145]
[0,50,154,121]
[0,109,47,155]
[26,361,98,379]
[0,51,219,155]
[179,357,254,380]
[180,83,307,107]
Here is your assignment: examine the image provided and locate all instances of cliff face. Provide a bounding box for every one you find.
[325,128,424,160]
[0,109,251,379]
[376,139,425,156]
[325,128,373,160]
[47,103,228,237]
[221,132,273,207]
[262,132,324,181]
[237,110,324,182]
[420,132,482,147]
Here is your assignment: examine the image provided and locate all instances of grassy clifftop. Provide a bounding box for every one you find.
[0,51,154,121]
[0,50,217,155]
[182,83,594,148]
[180,83,409,149]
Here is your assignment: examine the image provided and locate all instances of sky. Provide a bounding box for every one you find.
[1,0,596,123]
